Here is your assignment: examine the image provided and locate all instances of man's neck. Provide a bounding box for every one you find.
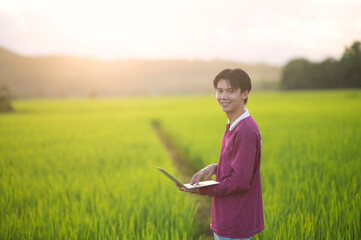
[227,108,246,126]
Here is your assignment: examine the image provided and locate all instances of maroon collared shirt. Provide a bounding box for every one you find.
[199,115,264,238]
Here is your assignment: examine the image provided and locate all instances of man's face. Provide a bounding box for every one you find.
[216,79,248,114]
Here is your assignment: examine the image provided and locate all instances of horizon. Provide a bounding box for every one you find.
[0,45,283,66]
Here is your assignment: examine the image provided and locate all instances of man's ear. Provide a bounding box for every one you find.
[241,90,249,101]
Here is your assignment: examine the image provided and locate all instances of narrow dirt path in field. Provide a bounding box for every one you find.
[152,120,213,240]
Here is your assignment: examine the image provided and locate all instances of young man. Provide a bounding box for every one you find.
[176,68,264,240]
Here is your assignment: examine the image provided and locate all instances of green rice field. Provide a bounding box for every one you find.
[1,90,360,239]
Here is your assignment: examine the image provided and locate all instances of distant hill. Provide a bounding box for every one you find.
[0,47,281,98]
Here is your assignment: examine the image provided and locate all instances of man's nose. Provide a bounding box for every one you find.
[220,92,228,98]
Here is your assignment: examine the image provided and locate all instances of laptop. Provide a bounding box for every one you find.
[156,167,220,189]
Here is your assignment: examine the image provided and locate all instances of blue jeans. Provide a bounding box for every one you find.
[214,232,252,240]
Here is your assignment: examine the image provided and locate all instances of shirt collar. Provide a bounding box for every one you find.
[227,109,250,131]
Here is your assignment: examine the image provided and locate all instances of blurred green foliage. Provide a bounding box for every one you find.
[0,85,13,112]
[282,41,361,89]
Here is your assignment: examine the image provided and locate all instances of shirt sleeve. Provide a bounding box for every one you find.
[199,126,258,197]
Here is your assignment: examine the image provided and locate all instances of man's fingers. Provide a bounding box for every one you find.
[204,173,211,181]
[204,170,214,180]
[175,183,185,191]
[190,175,197,184]
[193,177,200,185]
[191,170,202,184]
[191,174,197,184]
[193,173,203,184]
[174,183,200,193]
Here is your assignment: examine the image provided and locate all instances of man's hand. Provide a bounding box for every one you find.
[190,164,217,185]
[175,183,200,194]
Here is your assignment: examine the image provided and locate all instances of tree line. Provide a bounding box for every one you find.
[281,41,361,89]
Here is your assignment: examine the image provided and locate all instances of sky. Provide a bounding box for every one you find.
[0,0,360,65]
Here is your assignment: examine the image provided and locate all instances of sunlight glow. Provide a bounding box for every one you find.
[0,0,360,64]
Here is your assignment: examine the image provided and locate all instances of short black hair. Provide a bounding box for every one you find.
[213,68,252,104]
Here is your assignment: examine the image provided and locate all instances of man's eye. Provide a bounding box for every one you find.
[228,90,235,93]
